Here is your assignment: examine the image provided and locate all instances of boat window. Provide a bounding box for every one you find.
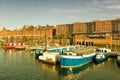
[62,48,67,51]
[47,49,57,53]
[104,50,107,52]
[69,47,75,50]
[35,49,44,53]
[63,52,68,55]
[96,50,99,52]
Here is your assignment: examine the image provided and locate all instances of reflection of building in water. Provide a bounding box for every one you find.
[5,49,15,54]
[4,50,25,61]
[58,62,94,80]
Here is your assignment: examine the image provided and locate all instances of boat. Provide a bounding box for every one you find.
[95,47,111,53]
[4,42,25,50]
[94,52,109,63]
[4,43,15,49]
[94,47,111,63]
[34,48,45,58]
[14,43,25,50]
[38,48,62,64]
[60,46,96,68]
[38,46,76,64]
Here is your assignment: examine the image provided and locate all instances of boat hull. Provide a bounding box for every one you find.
[35,53,43,58]
[34,48,44,58]
[39,52,60,64]
[116,60,120,66]
[95,55,108,63]
[60,52,95,68]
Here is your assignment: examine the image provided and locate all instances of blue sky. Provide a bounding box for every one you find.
[0,0,120,30]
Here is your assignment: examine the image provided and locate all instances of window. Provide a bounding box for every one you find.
[118,23,120,31]
[102,22,104,32]
[77,25,80,32]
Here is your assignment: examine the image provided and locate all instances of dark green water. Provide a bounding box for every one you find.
[0,48,120,80]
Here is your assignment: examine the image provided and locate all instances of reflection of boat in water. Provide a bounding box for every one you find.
[116,55,120,66]
[35,59,59,73]
[14,46,25,51]
[5,49,15,53]
[59,62,93,79]
[60,46,96,68]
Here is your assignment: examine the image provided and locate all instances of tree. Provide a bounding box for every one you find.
[55,34,64,44]
[66,32,74,45]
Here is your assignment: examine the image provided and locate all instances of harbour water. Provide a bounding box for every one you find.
[0,48,120,80]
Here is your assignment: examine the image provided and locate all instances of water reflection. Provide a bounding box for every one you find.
[34,60,60,80]
[0,48,120,80]
[58,62,94,80]
[5,49,16,54]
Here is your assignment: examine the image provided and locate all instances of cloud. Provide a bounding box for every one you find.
[89,0,120,10]
[102,0,120,4]
[105,5,120,9]
[49,8,82,14]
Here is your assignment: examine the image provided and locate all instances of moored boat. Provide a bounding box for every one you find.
[34,48,45,58]
[95,47,111,53]
[4,42,24,50]
[14,43,25,50]
[60,46,96,68]
[4,43,15,49]
[38,48,61,64]
[94,47,111,63]
[94,52,109,63]
[38,46,76,64]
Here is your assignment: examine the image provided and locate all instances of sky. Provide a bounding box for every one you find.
[0,0,120,30]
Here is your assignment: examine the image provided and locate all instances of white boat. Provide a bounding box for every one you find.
[95,52,109,63]
[95,48,111,53]
[39,51,60,64]
[94,47,111,63]
[38,46,76,64]
[38,48,67,64]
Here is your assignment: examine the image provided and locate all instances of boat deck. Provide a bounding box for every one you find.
[65,46,96,56]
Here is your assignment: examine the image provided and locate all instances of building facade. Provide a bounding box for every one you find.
[0,18,120,45]
[0,25,56,43]
[56,18,120,45]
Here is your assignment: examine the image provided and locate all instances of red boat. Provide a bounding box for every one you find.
[4,42,25,50]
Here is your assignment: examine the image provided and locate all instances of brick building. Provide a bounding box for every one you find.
[56,18,120,45]
[0,25,56,43]
[0,18,120,45]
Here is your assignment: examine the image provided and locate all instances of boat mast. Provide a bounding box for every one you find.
[45,25,47,51]
[115,19,117,52]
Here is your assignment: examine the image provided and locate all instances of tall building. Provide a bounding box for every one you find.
[56,18,120,45]
[112,18,120,40]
